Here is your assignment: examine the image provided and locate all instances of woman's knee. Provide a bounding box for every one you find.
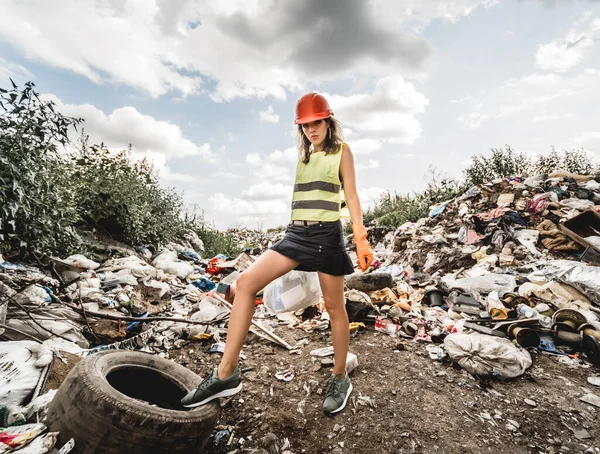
[323,295,346,316]
[234,272,261,296]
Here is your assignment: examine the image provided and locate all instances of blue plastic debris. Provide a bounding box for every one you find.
[0,262,26,271]
[41,286,54,303]
[99,297,119,308]
[429,203,448,218]
[538,334,565,355]
[180,250,202,264]
[126,312,148,332]
[191,277,216,292]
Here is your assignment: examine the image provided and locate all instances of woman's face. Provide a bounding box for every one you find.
[301,119,328,146]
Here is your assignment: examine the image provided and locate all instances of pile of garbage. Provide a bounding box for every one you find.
[0,244,265,452]
[358,170,600,377]
[2,170,600,451]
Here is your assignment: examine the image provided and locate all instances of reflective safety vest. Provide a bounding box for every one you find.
[290,143,343,221]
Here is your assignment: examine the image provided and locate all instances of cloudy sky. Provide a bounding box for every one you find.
[2,0,600,229]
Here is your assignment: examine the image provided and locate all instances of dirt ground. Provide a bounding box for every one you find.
[168,326,600,454]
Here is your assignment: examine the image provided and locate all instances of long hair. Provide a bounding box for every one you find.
[297,117,344,164]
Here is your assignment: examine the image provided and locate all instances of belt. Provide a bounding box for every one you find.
[289,220,325,227]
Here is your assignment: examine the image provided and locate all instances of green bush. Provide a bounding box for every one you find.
[464,146,530,186]
[465,146,597,185]
[70,139,193,246]
[557,148,596,175]
[197,225,242,258]
[0,80,240,258]
[0,80,83,255]
[363,167,464,228]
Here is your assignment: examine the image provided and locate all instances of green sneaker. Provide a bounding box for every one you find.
[323,373,353,414]
[181,366,243,408]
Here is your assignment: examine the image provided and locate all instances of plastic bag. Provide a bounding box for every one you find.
[0,342,48,407]
[151,250,193,279]
[530,260,600,306]
[263,271,321,314]
[441,273,517,296]
[61,254,100,270]
[444,333,532,378]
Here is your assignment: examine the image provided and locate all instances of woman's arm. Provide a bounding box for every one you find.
[339,143,363,225]
[339,143,373,271]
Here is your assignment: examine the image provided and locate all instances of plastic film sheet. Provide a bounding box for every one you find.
[530,260,600,306]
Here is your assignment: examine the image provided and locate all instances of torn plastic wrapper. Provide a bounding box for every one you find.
[441,273,517,296]
[529,260,600,307]
[0,423,48,453]
[513,229,541,256]
[263,271,321,314]
[0,342,51,408]
[374,317,401,336]
[429,202,448,218]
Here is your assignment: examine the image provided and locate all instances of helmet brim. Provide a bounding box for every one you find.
[294,112,333,125]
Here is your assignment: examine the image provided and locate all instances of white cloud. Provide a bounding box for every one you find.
[266,147,298,164]
[39,94,214,183]
[327,75,429,150]
[43,94,213,161]
[0,56,33,83]
[496,87,580,118]
[358,187,387,208]
[209,192,288,216]
[536,39,592,73]
[532,113,575,123]
[242,182,292,200]
[356,159,380,171]
[131,150,195,182]
[535,15,600,72]
[453,64,600,166]
[246,153,261,166]
[373,0,498,29]
[505,72,563,88]
[0,0,497,101]
[449,95,473,104]
[457,112,488,129]
[346,138,385,155]
[213,171,243,180]
[259,105,279,123]
[245,148,295,181]
[572,131,600,153]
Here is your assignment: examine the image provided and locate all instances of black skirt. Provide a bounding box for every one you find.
[270,220,355,276]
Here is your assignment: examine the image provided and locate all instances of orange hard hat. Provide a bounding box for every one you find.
[294,92,333,124]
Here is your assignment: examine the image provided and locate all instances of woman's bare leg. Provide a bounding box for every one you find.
[218,250,299,379]
[317,272,348,379]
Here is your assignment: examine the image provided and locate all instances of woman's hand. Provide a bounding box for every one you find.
[352,223,373,271]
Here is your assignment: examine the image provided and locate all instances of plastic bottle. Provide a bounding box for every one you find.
[517,303,552,328]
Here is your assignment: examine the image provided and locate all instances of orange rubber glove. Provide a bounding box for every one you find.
[352,224,374,271]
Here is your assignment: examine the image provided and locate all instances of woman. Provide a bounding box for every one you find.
[182,92,374,415]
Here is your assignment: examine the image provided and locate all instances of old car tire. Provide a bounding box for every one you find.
[46,350,219,454]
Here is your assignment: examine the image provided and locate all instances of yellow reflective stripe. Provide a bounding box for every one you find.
[292,189,339,202]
